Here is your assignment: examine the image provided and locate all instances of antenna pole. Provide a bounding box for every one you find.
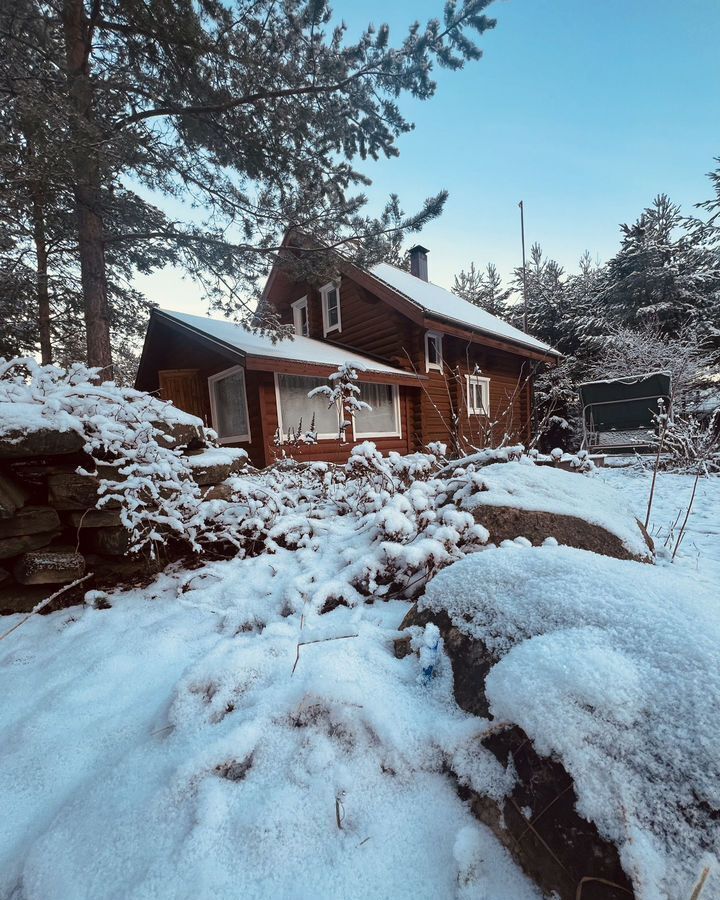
[519,200,528,332]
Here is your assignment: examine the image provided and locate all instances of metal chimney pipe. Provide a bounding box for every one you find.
[409,245,429,281]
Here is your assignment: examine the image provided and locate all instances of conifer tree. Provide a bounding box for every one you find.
[1,0,498,372]
[452,261,509,315]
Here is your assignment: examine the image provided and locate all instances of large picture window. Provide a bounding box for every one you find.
[275,374,401,441]
[208,366,251,442]
[275,374,340,439]
[354,383,401,438]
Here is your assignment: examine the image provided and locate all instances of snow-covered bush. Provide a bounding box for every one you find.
[656,409,720,474]
[0,358,214,554]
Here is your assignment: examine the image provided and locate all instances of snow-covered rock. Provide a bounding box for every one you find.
[457,461,653,561]
[415,543,720,900]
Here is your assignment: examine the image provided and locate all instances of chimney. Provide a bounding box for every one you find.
[409,244,429,281]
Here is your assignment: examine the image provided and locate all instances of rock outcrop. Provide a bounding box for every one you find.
[0,425,247,614]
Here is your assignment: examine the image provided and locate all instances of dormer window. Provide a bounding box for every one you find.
[291,296,309,336]
[425,330,443,372]
[321,282,341,336]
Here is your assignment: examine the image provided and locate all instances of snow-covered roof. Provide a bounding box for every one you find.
[368,262,559,357]
[156,309,416,379]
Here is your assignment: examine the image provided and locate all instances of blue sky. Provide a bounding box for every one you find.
[140,0,720,313]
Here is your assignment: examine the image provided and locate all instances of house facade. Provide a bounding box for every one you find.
[135,245,559,467]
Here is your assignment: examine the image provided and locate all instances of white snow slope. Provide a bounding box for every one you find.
[1,463,717,900]
[0,532,536,900]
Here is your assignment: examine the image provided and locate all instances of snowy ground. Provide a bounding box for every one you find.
[1,463,718,900]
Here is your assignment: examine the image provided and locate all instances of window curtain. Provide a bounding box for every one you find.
[355,383,398,435]
[277,374,339,436]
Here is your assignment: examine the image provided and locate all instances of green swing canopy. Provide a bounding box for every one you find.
[578,371,672,450]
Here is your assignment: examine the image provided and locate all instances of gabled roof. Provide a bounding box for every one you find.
[368,262,559,357]
[152,309,422,384]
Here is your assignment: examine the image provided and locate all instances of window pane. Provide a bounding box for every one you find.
[427,335,440,366]
[277,374,339,436]
[355,383,398,435]
[213,370,248,438]
[326,288,339,327]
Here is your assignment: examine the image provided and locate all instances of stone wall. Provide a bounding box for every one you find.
[0,424,245,614]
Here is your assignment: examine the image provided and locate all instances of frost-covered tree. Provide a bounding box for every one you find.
[600,194,720,338]
[309,362,371,443]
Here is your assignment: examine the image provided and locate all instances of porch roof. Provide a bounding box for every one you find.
[154,309,424,385]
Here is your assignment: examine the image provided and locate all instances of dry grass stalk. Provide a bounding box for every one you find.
[645,410,668,529]
[291,633,359,675]
[672,469,702,562]
[575,876,633,899]
[690,867,711,900]
[0,573,93,642]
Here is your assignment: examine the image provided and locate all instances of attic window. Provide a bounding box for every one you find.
[466,374,490,415]
[208,365,251,443]
[321,282,341,336]
[425,330,443,372]
[292,296,309,336]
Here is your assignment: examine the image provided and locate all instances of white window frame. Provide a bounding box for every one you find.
[274,373,341,441]
[208,365,252,443]
[353,383,402,439]
[320,282,342,336]
[291,296,309,336]
[425,330,443,372]
[466,374,491,416]
[274,374,402,442]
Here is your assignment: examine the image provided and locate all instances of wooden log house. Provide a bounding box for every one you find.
[135,245,559,467]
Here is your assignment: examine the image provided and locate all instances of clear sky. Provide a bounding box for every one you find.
[138,0,720,314]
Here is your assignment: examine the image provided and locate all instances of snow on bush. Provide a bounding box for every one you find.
[0,358,245,554]
[421,543,720,900]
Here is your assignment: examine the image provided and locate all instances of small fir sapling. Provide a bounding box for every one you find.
[308,362,371,442]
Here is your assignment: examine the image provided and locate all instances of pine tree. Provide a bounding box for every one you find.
[452,262,509,315]
[1,0,498,371]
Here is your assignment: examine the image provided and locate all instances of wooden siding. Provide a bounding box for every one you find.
[136,315,416,467]
[267,274,535,452]
[135,317,270,466]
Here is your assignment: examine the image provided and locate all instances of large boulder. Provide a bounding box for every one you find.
[0,473,27,518]
[0,506,61,539]
[47,472,119,510]
[82,526,129,556]
[399,545,719,900]
[185,447,247,485]
[397,603,632,899]
[153,419,206,451]
[0,428,85,459]
[0,529,60,560]
[456,461,653,562]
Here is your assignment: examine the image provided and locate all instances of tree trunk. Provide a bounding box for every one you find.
[30,184,53,365]
[62,0,113,376]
